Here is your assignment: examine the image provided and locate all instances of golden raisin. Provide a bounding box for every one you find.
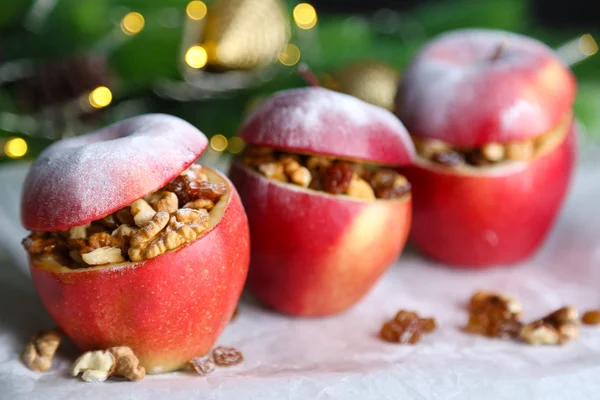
[88,232,121,249]
[322,161,354,194]
[189,356,215,376]
[465,292,523,338]
[212,347,243,367]
[582,310,600,325]
[188,181,227,202]
[165,175,192,205]
[380,310,436,344]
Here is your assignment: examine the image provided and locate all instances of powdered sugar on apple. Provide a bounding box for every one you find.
[21,114,208,231]
[241,87,415,166]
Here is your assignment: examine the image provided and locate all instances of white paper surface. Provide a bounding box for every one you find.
[2,148,600,400]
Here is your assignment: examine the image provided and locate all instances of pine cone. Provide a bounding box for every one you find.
[13,53,111,111]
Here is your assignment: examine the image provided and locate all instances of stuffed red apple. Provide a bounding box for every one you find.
[229,87,415,316]
[21,114,249,373]
[395,29,577,267]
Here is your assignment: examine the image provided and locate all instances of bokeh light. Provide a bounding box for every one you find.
[210,134,228,152]
[187,1,208,20]
[185,46,208,69]
[89,86,113,109]
[121,12,145,35]
[579,34,598,57]
[293,3,317,30]
[279,44,301,66]
[228,137,245,154]
[4,137,27,159]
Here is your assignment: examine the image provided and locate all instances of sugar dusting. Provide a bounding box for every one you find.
[396,29,574,146]
[242,87,414,165]
[22,114,208,231]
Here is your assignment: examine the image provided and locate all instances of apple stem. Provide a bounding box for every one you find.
[297,63,321,87]
[489,39,508,61]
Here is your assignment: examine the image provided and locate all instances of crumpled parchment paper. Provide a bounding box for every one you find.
[2,146,600,400]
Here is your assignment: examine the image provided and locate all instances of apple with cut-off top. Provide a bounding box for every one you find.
[395,29,577,267]
[21,115,250,373]
[229,87,414,316]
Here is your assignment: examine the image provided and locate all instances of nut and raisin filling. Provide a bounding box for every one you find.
[413,115,571,168]
[22,165,226,268]
[241,145,411,201]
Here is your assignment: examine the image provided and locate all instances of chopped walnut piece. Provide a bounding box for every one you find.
[181,164,208,183]
[72,347,145,382]
[519,321,560,345]
[346,174,375,200]
[380,310,436,344]
[368,170,392,195]
[99,214,119,229]
[145,191,178,213]
[129,209,208,261]
[130,199,156,228]
[130,212,170,248]
[306,155,332,170]
[22,328,62,372]
[505,140,535,161]
[71,350,115,382]
[520,307,579,345]
[68,224,90,239]
[481,142,505,162]
[281,156,312,187]
[212,346,243,366]
[465,291,523,338]
[115,208,135,226]
[22,235,67,257]
[88,232,121,249]
[108,346,146,381]
[189,356,215,376]
[242,146,275,167]
[258,162,287,182]
[582,310,600,325]
[413,137,450,159]
[112,224,138,239]
[81,247,125,266]
[184,198,215,210]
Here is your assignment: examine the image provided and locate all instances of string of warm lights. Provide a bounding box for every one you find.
[181,0,318,71]
[1,1,598,161]
[293,3,318,30]
[3,137,28,159]
[557,33,598,66]
[0,10,144,158]
[208,134,245,154]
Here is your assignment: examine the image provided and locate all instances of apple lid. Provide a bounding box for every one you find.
[21,114,208,232]
[396,29,576,147]
[239,87,415,165]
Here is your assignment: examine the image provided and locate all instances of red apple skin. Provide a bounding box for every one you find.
[229,162,411,316]
[28,170,249,374]
[395,29,576,147]
[399,123,576,267]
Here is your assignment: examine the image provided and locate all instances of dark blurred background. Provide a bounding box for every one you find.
[0,0,597,163]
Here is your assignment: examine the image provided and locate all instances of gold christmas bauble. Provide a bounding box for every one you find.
[325,60,400,111]
[202,0,290,70]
